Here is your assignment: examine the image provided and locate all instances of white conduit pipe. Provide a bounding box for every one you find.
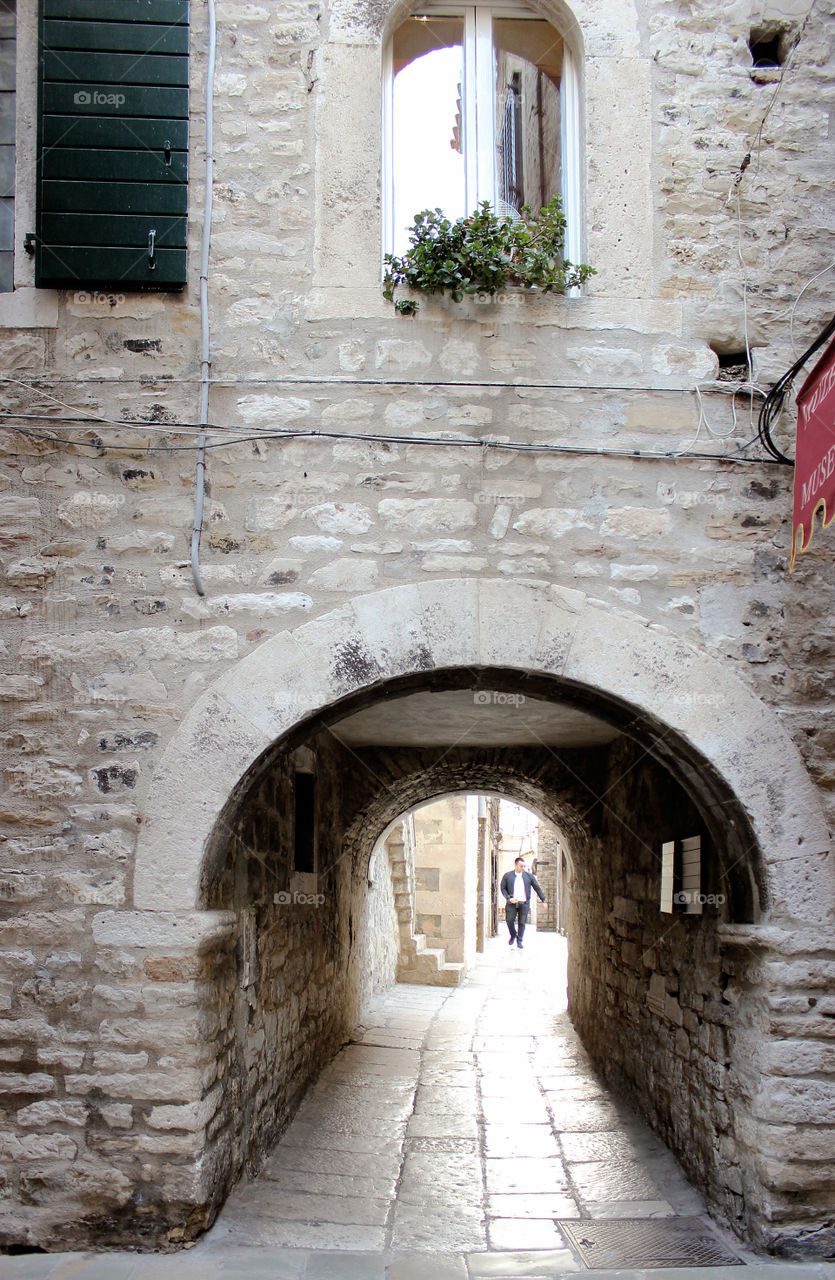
[190,0,217,596]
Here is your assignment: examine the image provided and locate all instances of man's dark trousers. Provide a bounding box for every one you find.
[506,901,529,945]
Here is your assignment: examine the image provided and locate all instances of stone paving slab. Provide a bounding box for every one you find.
[303,1254,386,1279]
[484,1125,563,1158]
[487,1217,569,1251]
[6,1255,835,1280]
[390,1205,488,1252]
[585,1199,677,1219]
[264,1146,403,1179]
[484,1156,572,1195]
[257,1168,398,1198]
[276,1122,406,1154]
[222,1187,392,1226]
[569,1159,665,1201]
[487,1192,582,1219]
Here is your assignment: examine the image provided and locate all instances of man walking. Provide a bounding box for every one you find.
[500,856,547,950]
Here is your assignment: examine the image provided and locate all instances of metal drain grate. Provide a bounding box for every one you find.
[556,1217,745,1269]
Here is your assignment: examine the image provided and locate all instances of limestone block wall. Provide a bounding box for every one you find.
[0,722,400,1249]
[568,736,835,1256]
[533,819,560,932]
[197,731,400,1206]
[413,796,469,964]
[0,0,833,1255]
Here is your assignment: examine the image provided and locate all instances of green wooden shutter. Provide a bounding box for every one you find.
[36,0,189,290]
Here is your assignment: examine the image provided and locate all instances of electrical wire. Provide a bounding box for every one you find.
[790,260,835,358]
[0,372,779,393]
[758,312,835,465]
[0,416,791,466]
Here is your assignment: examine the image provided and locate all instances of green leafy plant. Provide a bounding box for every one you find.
[383,196,594,315]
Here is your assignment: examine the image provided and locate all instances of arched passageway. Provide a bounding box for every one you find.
[131,582,833,1256]
[204,933,734,1262]
[193,692,755,1242]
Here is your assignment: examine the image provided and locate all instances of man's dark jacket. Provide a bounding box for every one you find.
[500,869,546,906]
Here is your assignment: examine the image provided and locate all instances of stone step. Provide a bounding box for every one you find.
[396,957,465,987]
[437,962,465,987]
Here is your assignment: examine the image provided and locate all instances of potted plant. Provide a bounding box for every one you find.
[383,196,594,315]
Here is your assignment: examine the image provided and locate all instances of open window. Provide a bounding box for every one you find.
[384,2,581,261]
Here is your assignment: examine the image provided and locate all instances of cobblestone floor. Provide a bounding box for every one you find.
[4,933,835,1279]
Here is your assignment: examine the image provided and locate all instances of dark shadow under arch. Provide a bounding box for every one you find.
[201,665,762,923]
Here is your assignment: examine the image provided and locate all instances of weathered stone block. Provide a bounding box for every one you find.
[379,500,476,533]
[16,1100,87,1128]
[65,1069,202,1102]
[147,1086,222,1132]
[0,1073,56,1096]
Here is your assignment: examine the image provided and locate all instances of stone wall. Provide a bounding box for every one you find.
[0,0,834,1255]
[198,730,401,1209]
[413,796,469,964]
[567,735,835,1256]
[0,727,401,1249]
[533,818,560,932]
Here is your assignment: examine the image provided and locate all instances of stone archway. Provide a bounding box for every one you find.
[125,579,835,1255]
[134,579,831,923]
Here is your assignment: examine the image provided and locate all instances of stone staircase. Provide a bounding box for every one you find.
[386,819,464,987]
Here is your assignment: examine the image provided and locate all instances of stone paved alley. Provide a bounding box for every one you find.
[208,932,709,1252]
[4,935,835,1280]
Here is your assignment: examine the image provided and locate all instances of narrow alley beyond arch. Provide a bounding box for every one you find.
[198,934,739,1267]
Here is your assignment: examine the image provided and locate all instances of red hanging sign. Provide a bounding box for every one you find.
[792,332,835,571]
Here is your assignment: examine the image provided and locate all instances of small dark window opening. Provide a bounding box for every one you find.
[748,28,784,68]
[294,772,316,874]
[712,346,751,383]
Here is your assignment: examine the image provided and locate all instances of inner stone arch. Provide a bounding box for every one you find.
[348,785,575,984]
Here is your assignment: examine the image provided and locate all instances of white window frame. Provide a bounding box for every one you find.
[382,0,582,264]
